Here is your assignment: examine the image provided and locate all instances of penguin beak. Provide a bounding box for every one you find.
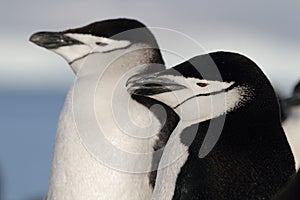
[29,31,84,49]
[126,73,186,96]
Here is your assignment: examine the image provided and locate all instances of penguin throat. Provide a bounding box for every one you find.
[172,85,251,128]
[173,83,237,109]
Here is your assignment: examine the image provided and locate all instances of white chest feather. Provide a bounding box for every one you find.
[47,46,163,200]
[152,124,189,200]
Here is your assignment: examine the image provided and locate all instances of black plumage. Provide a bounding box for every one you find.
[272,170,300,200]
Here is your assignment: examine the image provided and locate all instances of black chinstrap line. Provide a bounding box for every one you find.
[101,43,133,54]
[68,52,99,65]
[173,83,236,109]
[68,43,134,65]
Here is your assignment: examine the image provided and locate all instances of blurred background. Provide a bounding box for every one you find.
[0,0,299,199]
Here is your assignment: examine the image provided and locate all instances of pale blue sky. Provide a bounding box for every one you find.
[0,0,299,94]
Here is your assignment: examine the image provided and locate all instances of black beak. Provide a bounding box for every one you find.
[29,31,84,49]
[126,73,186,96]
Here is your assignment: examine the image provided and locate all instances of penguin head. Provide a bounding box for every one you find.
[127,52,279,124]
[29,18,162,73]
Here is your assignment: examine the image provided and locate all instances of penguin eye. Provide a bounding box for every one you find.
[96,42,108,46]
[197,83,208,87]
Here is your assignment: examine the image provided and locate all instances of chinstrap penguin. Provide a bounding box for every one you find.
[127,51,296,200]
[30,18,178,200]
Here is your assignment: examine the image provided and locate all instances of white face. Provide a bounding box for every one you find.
[137,76,248,125]
[51,33,131,65]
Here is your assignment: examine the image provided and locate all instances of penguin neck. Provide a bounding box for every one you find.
[48,44,166,200]
[70,44,164,75]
